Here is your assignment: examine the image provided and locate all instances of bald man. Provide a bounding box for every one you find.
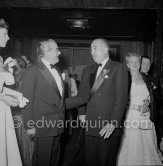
[71,38,128,166]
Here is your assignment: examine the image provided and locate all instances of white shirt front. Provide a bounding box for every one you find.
[96,57,109,79]
[41,59,63,96]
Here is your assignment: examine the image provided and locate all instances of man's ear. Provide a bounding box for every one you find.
[104,46,109,54]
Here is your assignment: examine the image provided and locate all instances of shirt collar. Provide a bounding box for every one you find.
[41,58,51,70]
[100,57,109,68]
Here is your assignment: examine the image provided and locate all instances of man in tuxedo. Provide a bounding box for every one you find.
[141,57,163,152]
[141,56,161,109]
[20,39,64,166]
[67,38,128,166]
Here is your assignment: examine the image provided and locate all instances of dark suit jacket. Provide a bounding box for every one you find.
[20,60,65,137]
[128,72,159,123]
[77,59,128,137]
[141,73,159,123]
[140,73,163,141]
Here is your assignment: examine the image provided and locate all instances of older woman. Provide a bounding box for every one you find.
[0,18,22,166]
[117,52,162,165]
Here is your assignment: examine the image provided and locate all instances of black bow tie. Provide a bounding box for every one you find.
[50,64,57,69]
[97,63,102,67]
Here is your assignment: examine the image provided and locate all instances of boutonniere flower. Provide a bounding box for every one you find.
[151,82,157,90]
[61,73,65,80]
[101,69,110,79]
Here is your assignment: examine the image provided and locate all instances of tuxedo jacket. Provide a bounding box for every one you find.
[127,72,159,123]
[20,60,65,137]
[77,59,128,137]
[142,73,161,123]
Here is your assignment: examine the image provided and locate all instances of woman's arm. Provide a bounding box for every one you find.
[0,73,19,107]
[0,93,19,107]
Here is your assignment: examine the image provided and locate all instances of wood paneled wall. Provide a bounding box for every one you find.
[1,37,144,80]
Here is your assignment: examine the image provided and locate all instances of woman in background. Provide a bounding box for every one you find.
[0,18,22,166]
[117,52,162,165]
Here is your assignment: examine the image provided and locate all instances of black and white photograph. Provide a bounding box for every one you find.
[0,1,163,166]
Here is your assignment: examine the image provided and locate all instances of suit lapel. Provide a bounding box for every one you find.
[90,59,113,97]
[141,73,151,93]
[90,65,98,89]
[38,61,61,98]
[57,68,65,109]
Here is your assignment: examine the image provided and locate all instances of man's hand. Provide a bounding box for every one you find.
[1,95,19,107]
[99,123,115,139]
[142,99,150,114]
[27,128,36,138]
[160,140,163,152]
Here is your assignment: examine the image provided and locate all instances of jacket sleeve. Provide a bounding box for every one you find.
[109,64,128,127]
[20,67,37,130]
[65,67,90,109]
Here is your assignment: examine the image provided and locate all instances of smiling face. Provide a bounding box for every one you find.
[91,39,109,64]
[0,28,9,47]
[126,54,141,71]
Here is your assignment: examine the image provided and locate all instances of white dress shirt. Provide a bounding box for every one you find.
[96,57,109,79]
[41,59,63,96]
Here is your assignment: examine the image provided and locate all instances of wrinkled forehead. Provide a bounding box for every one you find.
[127,55,141,63]
[91,39,104,48]
[47,39,58,49]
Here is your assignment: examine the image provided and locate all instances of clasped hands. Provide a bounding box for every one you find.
[141,98,150,115]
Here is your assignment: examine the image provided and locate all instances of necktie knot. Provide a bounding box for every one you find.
[50,64,57,69]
